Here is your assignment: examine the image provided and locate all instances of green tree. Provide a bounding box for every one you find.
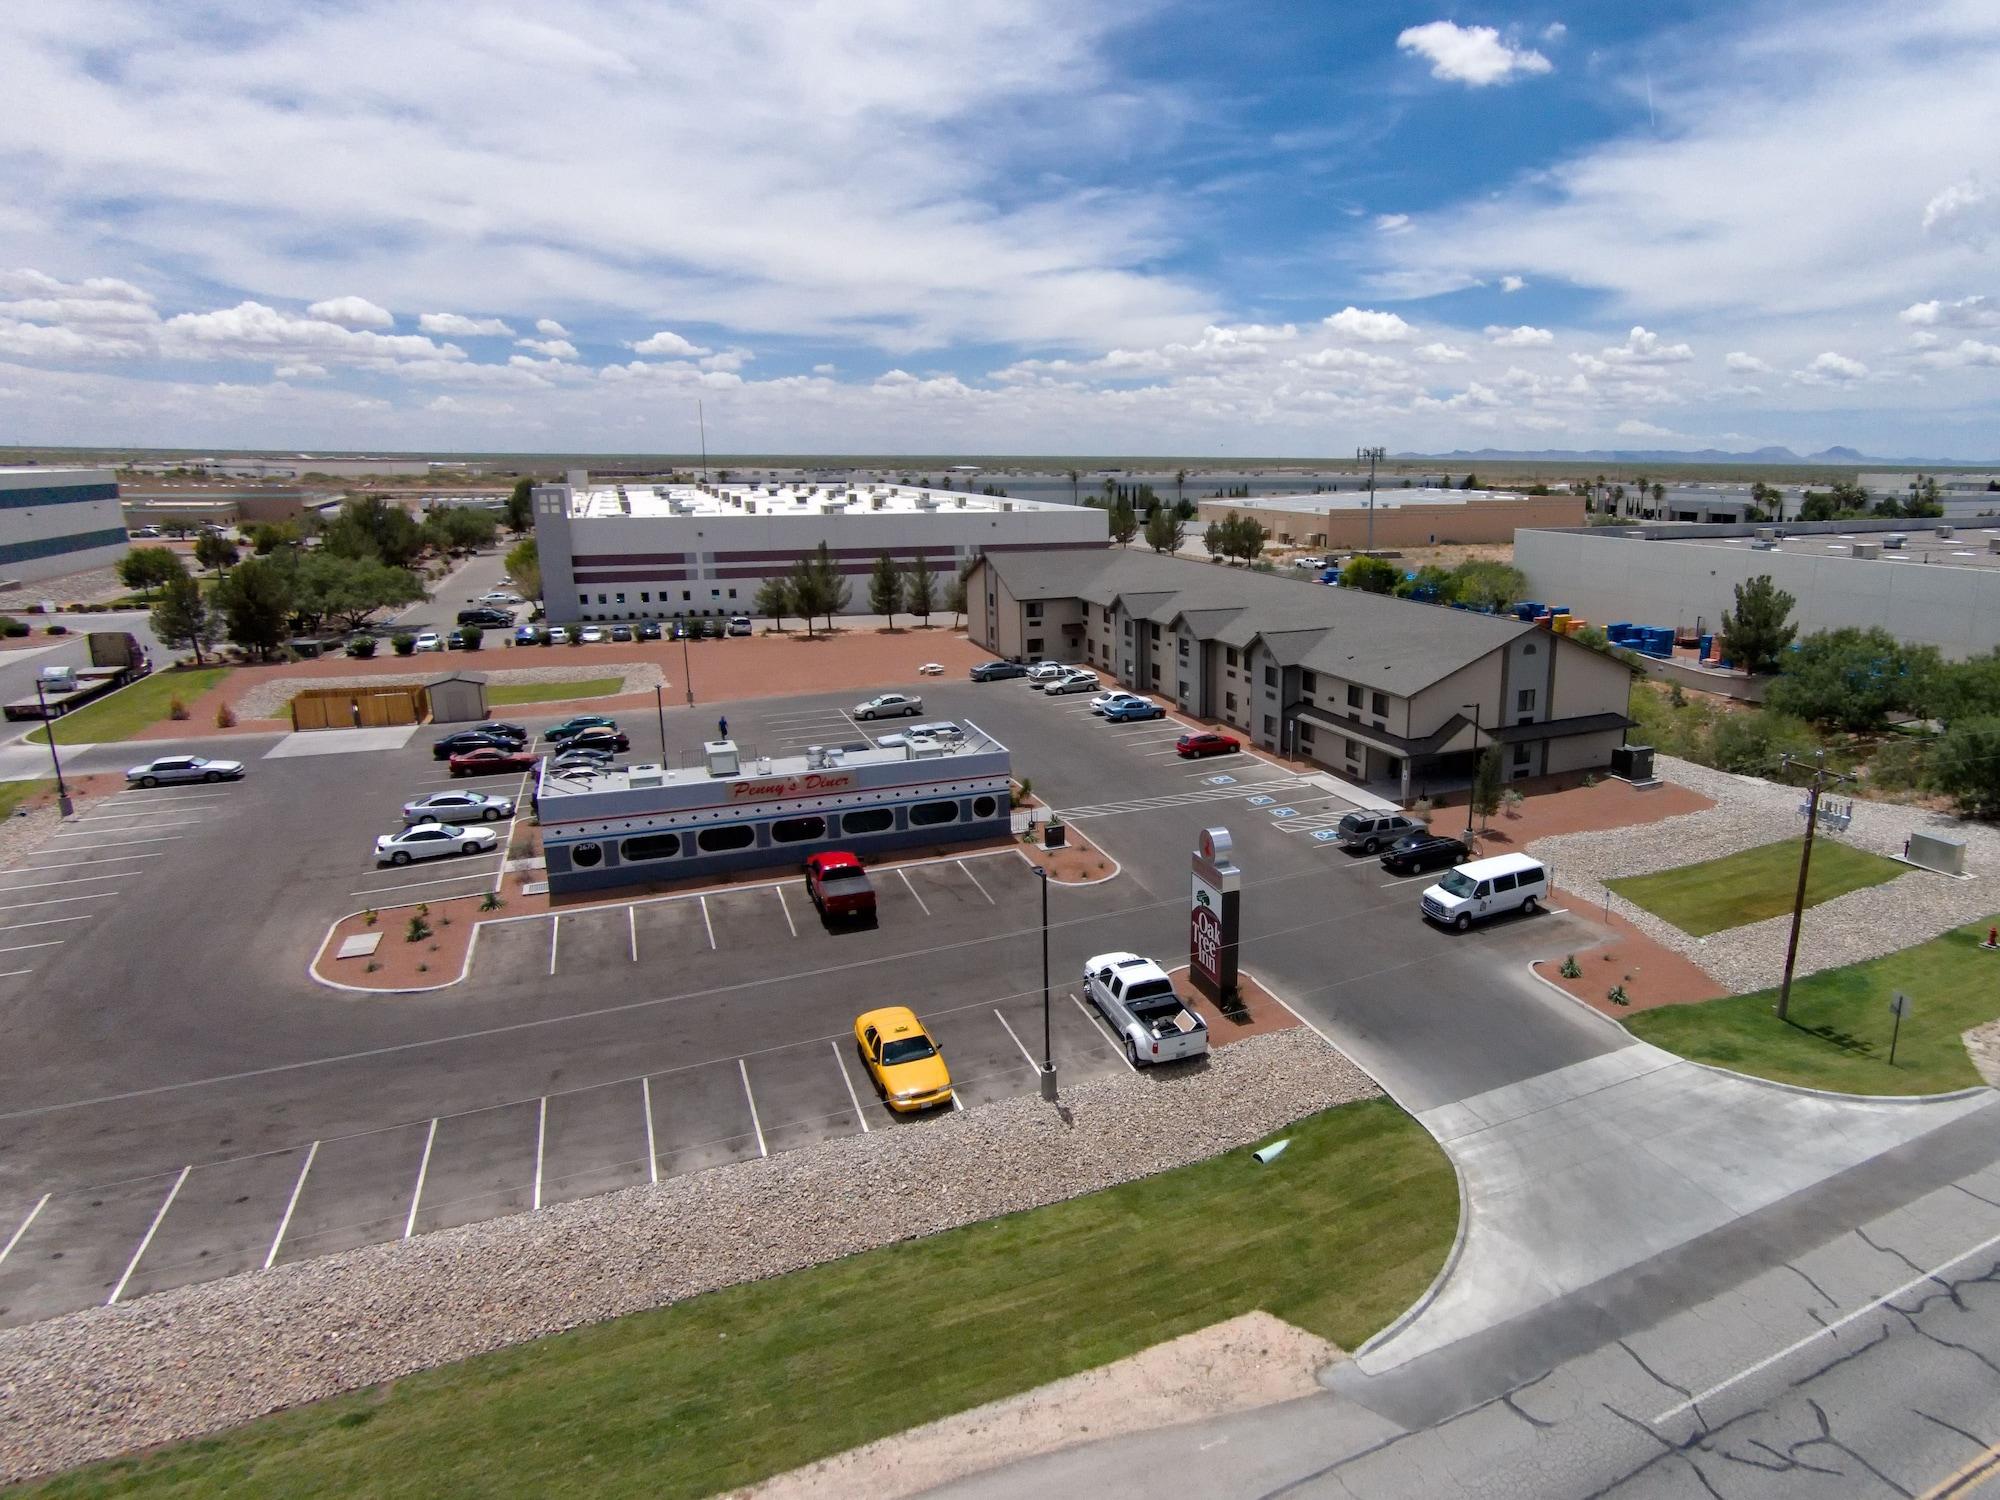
[1717,574,1798,674]
[193,531,238,577]
[868,551,904,625]
[1223,511,1268,563]
[1707,710,1821,775]
[1470,743,1504,827]
[426,506,498,554]
[788,554,827,638]
[1764,627,1939,732]
[1797,489,1840,522]
[1460,472,1480,491]
[1448,558,1527,611]
[322,495,423,567]
[903,560,936,625]
[215,555,294,660]
[754,575,793,632]
[1143,505,1184,554]
[1108,497,1140,546]
[505,476,535,534]
[946,574,968,628]
[244,520,302,554]
[1394,564,1454,601]
[810,539,850,631]
[1926,650,2000,725]
[1341,555,1400,594]
[1929,717,2000,817]
[504,537,540,601]
[306,556,425,632]
[1202,519,1225,561]
[149,570,221,665]
[1747,480,1781,522]
[117,546,187,600]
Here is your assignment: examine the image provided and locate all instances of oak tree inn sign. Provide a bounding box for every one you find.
[1190,825,1242,1007]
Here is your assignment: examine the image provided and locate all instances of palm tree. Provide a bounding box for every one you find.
[1650,481,1665,515]
[1066,468,1080,505]
[1175,468,1187,508]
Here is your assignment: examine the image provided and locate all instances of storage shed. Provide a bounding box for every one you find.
[426,671,490,724]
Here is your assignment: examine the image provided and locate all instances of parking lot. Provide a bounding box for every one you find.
[0,669,1613,1329]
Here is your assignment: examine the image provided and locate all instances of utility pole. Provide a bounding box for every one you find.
[32,679,74,818]
[1357,446,1385,554]
[698,400,708,485]
[1776,750,1854,1022]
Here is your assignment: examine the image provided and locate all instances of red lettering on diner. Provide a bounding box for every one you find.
[727,772,855,801]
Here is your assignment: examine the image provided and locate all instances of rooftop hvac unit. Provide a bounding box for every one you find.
[1753,526,1776,541]
[745,501,756,514]
[626,764,665,788]
[704,740,740,778]
[1884,533,1907,548]
[871,495,885,509]
[1937,524,1955,538]
[955,495,967,507]
[1851,540,1882,559]
[1001,501,1014,512]
[1987,535,2000,554]
[1751,539,1778,550]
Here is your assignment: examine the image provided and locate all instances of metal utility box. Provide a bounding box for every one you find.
[1610,744,1656,782]
[1907,831,1966,876]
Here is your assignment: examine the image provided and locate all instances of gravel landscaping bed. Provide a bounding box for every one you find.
[0,1028,1376,1485]
[232,660,666,720]
[1533,755,2000,993]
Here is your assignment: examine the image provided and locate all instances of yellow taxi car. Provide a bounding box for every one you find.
[854,1005,955,1113]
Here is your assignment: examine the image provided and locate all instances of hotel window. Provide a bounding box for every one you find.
[1371,691,1388,716]
[1025,602,1043,620]
[1347,684,1362,708]
[842,807,894,835]
[1263,715,1275,737]
[640,592,651,603]
[1301,671,1317,694]
[615,593,626,604]
[1517,688,1537,713]
[1263,665,1277,687]
[1345,737,1361,760]
[621,832,681,861]
[771,815,827,844]
[1514,742,1532,766]
[1026,637,1043,654]
[1225,692,1238,712]
[1299,721,1315,742]
[1225,648,1238,667]
[697,824,755,853]
[910,799,959,827]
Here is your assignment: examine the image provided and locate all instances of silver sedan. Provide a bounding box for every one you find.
[126,756,245,787]
[401,790,516,825]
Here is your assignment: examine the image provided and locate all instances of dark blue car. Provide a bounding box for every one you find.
[1103,698,1165,722]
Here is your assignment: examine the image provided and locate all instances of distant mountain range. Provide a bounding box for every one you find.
[1398,446,1996,467]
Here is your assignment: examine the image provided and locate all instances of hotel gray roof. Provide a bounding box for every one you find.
[979,547,1540,692]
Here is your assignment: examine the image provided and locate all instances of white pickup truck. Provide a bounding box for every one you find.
[1082,951,1210,1066]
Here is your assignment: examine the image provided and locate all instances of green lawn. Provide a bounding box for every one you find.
[21,1098,1451,1500]
[1630,917,2000,1095]
[0,779,50,818]
[27,667,231,746]
[1606,837,1903,937]
[485,675,625,706]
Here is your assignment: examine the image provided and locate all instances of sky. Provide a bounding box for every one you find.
[2,0,1998,459]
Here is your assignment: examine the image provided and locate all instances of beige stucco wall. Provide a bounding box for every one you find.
[1196,495,1585,549]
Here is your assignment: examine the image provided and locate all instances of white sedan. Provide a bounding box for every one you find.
[579,625,607,643]
[401,790,515,825]
[413,630,443,652]
[918,662,944,675]
[126,755,245,787]
[374,823,500,866]
[1090,690,1143,714]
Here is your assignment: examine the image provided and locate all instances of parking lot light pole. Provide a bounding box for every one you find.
[680,632,694,706]
[1358,445,1386,555]
[32,680,74,818]
[655,684,668,763]
[1461,703,1480,842]
[1037,866,1057,1101]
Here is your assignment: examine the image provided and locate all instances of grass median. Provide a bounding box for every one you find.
[27,668,231,746]
[1606,837,1902,937]
[485,675,625,706]
[22,1097,1452,1500]
[1629,916,2000,1094]
[0,779,50,818]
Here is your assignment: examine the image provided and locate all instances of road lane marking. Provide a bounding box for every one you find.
[0,892,118,912]
[0,939,64,955]
[775,884,797,937]
[1652,1222,2000,1425]
[898,867,931,917]
[0,1193,51,1269]
[108,1165,190,1305]
[45,835,183,849]
[957,859,996,905]
[739,1059,767,1157]
[533,1096,547,1211]
[992,1008,1041,1071]
[0,914,96,932]
[548,915,560,975]
[0,968,35,978]
[831,1040,872,1132]
[0,871,129,891]
[0,854,161,876]
[628,905,638,962]
[1071,992,1136,1070]
[264,1140,319,1270]
[404,1118,438,1239]
[642,1078,658,1184]
[700,895,716,950]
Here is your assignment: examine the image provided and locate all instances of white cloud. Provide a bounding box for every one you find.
[1795,350,1869,384]
[1900,295,2000,329]
[1498,274,1525,293]
[1541,22,1567,42]
[632,329,712,357]
[306,295,393,329]
[1615,419,1683,439]
[1413,342,1471,363]
[1294,346,1402,372]
[1724,351,1770,373]
[418,312,515,337]
[1603,326,1693,364]
[1396,21,1553,87]
[273,362,327,379]
[0,318,148,359]
[1922,178,1997,246]
[516,336,578,359]
[534,317,570,337]
[1485,324,1554,347]
[1324,306,1415,342]
[1375,213,1412,234]
[163,301,462,362]
[812,363,837,375]
[1918,338,2000,368]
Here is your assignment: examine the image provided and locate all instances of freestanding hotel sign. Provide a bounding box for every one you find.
[1189,825,1242,1006]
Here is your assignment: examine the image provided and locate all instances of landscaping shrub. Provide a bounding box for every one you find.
[44,624,67,635]
[347,635,378,659]
[392,633,416,656]
[168,696,189,721]
[407,914,431,942]
[216,703,237,729]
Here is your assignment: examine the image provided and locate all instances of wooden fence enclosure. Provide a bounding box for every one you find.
[290,683,428,731]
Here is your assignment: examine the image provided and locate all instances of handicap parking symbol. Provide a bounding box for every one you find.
[1270,807,1298,818]
[1248,794,1274,805]
[1312,829,1340,843]
[1205,774,1237,786]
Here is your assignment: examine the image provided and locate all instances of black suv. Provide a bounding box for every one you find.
[1379,831,1471,875]
[432,730,519,760]
[562,728,631,755]
[456,607,513,628]
[638,620,662,640]
[971,660,1029,681]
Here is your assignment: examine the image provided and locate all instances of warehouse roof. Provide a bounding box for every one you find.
[1203,486,1528,513]
[564,481,1071,520]
[978,547,1542,693]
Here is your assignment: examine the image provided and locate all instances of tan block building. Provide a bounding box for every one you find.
[1195,487,1585,550]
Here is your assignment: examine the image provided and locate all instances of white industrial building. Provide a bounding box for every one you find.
[0,467,128,588]
[532,472,1107,624]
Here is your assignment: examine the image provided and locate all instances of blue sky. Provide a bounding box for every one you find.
[1,0,1997,456]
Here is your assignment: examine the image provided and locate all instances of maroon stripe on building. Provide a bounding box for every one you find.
[569,551,690,566]
[573,569,691,583]
[708,546,952,562]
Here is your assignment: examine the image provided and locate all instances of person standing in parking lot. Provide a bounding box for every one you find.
[718,715,729,741]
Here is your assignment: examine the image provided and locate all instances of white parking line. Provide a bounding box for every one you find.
[1378,872,1438,887]
[0,891,118,913]
[831,1040,872,1132]
[548,915,560,975]
[264,1140,319,1270]
[533,1096,547,1211]
[110,788,228,803]
[0,871,129,892]
[956,859,995,905]
[108,1165,190,1305]
[628,905,638,963]
[0,914,96,933]
[1071,992,1137,1070]
[992,1008,1039,1071]
[0,1193,51,1270]
[0,939,64,955]
[405,1118,438,1239]
[642,1077,659,1184]
[775,884,797,937]
[0,853,162,876]
[0,968,36,979]
[45,834,183,849]
[739,1059,767,1157]
[897,867,931,917]
[76,808,208,822]
[700,894,716,950]
[350,869,497,898]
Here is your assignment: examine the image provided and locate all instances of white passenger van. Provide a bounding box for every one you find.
[1420,852,1549,932]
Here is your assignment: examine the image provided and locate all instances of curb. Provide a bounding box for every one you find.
[309,904,486,995]
[1682,1060,1995,1106]
[1520,959,1640,1040]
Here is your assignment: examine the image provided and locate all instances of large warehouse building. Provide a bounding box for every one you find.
[0,467,128,587]
[1194,487,1583,550]
[533,473,1106,625]
[968,548,1634,801]
[1517,518,2000,660]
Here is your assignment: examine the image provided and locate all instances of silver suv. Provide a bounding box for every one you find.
[1335,810,1423,853]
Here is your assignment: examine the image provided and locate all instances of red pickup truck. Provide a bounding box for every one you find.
[806,851,877,922]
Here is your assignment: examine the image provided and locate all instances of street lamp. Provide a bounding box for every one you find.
[1461,703,1480,842]
[32,679,74,818]
[1358,446,1386,555]
[680,629,694,706]
[1037,865,1057,1101]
